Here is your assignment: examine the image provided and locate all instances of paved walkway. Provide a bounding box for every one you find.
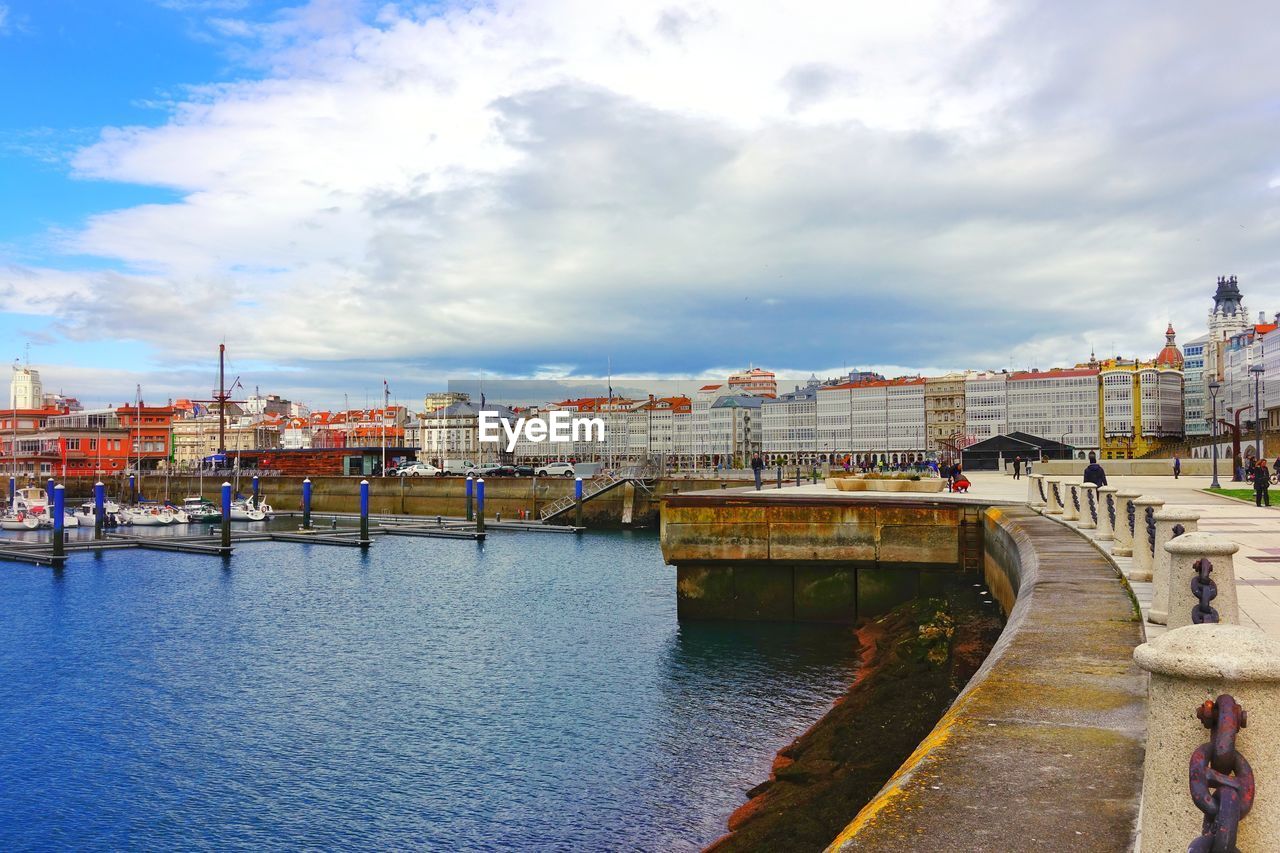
[778,472,1280,638]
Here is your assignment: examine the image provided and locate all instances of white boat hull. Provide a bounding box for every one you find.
[0,516,39,530]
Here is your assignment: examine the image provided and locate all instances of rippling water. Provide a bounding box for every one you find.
[0,526,860,851]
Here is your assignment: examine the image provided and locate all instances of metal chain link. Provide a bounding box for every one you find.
[1192,558,1219,624]
[1127,498,1135,536]
[1189,694,1254,852]
[1107,493,1115,528]
[1088,489,1097,524]
[1051,482,1060,508]
[1072,488,1080,512]
[1037,478,1045,502]
[1146,506,1156,556]
[1173,523,1185,538]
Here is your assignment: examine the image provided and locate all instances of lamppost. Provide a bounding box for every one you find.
[1251,363,1265,463]
[1209,380,1222,489]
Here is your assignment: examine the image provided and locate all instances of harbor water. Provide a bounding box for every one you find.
[0,527,861,850]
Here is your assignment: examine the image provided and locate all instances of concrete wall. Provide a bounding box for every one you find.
[661,495,974,623]
[41,475,742,527]
[1032,458,1210,476]
[826,506,1146,851]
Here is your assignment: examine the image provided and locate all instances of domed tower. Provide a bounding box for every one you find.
[1154,323,1183,368]
[1208,275,1249,342]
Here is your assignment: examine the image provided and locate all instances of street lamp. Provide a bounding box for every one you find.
[1251,363,1265,463]
[1209,380,1222,489]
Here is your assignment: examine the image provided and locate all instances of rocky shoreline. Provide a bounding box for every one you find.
[706,589,1003,852]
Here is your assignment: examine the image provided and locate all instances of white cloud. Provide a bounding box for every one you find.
[14,0,1280,385]
[0,5,10,35]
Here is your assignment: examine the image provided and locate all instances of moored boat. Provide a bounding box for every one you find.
[0,511,39,531]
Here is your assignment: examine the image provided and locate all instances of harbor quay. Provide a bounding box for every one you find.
[659,469,1280,850]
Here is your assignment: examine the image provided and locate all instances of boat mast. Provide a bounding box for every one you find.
[218,344,226,455]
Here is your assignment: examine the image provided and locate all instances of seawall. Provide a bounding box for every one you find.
[824,505,1146,850]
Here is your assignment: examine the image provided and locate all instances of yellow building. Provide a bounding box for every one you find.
[1095,327,1185,459]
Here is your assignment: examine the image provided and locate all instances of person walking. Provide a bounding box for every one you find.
[1083,452,1108,488]
[1012,455,1022,480]
[751,452,764,491]
[1253,459,1271,507]
[1172,454,1181,479]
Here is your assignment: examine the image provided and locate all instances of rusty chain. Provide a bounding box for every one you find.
[1189,694,1254,852]
[1191,557,1219,624]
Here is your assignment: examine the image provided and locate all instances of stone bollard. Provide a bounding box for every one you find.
[1027,473,1045,508]
[1061,482,1080,521]
[1024,471,1044,504]
[1079,483,1098,530]
[1111,489,1142,557]
[1134,624,1280,852]
[1165,532,1239,630]
[1096,486,1118,541]
[1044,478,1064,515]
[1149,508,1200,625]
[1129,497,1165,582]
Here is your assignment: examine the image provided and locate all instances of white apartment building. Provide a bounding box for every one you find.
[1006,369,1099,449]
[707,395,762,464]
[760,381,820,461]
[1183,334,1209,436]
[964,373,1008,443]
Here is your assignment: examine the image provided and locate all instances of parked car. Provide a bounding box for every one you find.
[488,465,519,477]
[514,464,535,477]
[535,461,577,478]
[392,461,441,477]
[470,462,506,477]
[441,459,479,476]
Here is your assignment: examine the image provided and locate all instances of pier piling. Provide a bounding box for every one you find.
[129,474,136,504]
[51,484,66,565]
[94,481,105,540]
[465,474,474,522]
[359,479,371,546]
[476,478,486,535]
[220,482,232,555]
[301,478,312,530]
[574,476,583,527]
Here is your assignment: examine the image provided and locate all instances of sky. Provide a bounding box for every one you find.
[1,0,1279,410]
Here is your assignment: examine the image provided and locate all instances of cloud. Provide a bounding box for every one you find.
[13,0,1280,399]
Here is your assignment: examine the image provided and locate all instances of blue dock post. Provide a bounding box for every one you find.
[52,484,66,565]
[465,474,474,522]
[94,481,105,540]
[47,477,55,502]
[220,482,232,555]
[301,478,312,530]
[252,474,260,509]
[7,476,14,508]
[129,473,137,504]
[476,478,485,534]
[574,476,583,527]
[359,479,371,546]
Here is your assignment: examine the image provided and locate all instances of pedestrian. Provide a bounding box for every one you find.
[948,461,964,492]
[1083,452,1108,487]
[1254,459,1272,507]
[751,452,764,491]
[1172,454,1181,479]
[1012,455,1022,480]
[1234,453,1244,482]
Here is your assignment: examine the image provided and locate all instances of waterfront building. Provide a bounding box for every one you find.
[418,400,517,464]
[964,372,1008,443]
[9,364,42,410]
[1182,332,1209,436]
[707,394,762,465]
[423,391,470,414]
[727,367,777,397]
[1096,337,1184,459]
[760,379,821,463]
[692,384,722,463]
[1006,368,1099,452]
[281,416,315,450]
[171,412,279,469]
[1220,318,1274,436]
[924,373,966,453]
[1188,275,1253,435]
[115,402,177,471]
[816,378,927,461]
[244,392,291,417]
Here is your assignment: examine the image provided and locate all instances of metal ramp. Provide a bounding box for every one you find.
[539,465,657,523]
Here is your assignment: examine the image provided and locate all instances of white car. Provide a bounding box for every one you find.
[393,461,442,477]
[535,461,577,478]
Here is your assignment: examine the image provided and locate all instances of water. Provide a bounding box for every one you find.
[0,527,860,851]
